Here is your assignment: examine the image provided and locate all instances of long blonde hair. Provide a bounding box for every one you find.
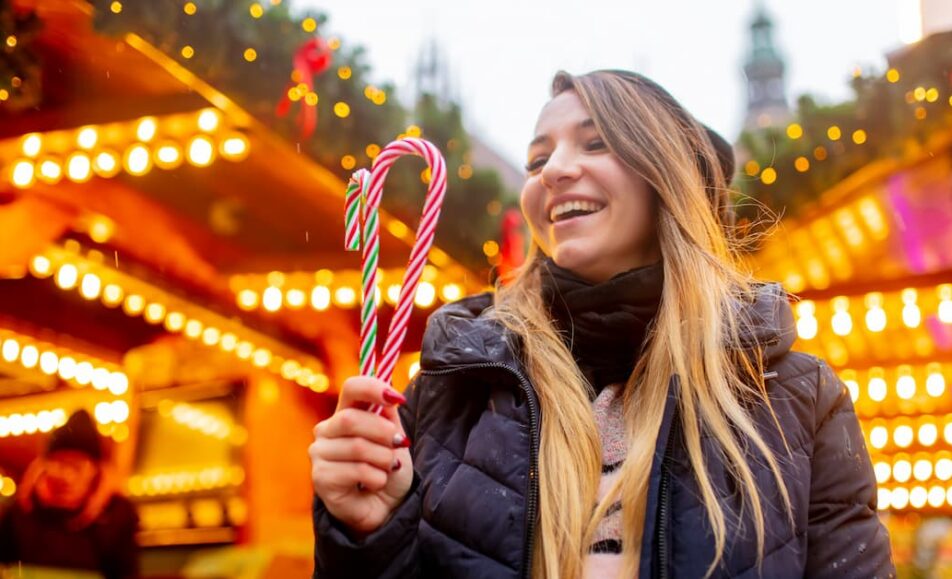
[493,70,792,579]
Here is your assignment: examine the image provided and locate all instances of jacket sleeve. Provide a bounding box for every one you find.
[312,376,425,579]
[805,360,895,578]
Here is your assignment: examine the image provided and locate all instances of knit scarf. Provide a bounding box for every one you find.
[540,258,664,394]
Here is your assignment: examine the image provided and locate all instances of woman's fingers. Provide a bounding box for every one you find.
[312,459,390,494]
[314,408,407,448]
[310,436,397,474]
[337,376,407,411]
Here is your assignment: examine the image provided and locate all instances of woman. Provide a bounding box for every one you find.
[309,70,895,578]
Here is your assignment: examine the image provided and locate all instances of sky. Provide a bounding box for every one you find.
[299,0,911,170]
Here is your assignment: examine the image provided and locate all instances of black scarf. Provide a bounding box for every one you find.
[540,258,664,394]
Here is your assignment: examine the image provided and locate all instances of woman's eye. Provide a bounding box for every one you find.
[525,157,547,173]
[585,139,606,151]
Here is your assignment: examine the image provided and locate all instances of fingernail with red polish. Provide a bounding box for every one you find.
[392,433,411,448]
[383,388,407,405]
[391,458,401,472]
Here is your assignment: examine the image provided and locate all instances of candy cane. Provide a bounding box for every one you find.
[344,138,447,411]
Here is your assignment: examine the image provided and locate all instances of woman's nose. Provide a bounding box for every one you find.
[540,145,582,189]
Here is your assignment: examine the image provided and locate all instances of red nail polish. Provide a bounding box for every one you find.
[392,433,412,448]
[392,458,401,471]
[383,388,407,405]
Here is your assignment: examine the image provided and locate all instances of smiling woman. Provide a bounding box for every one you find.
[521,92,659,284]
[309,70,895,579]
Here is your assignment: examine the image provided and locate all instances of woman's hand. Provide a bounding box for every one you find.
[310,376,413,536]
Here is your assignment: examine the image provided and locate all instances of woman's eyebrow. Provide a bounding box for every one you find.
[528,118,596,149]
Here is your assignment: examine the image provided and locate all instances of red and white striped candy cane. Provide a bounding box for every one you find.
[362,138,447,412]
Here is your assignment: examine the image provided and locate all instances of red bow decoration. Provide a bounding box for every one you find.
[276,36,333,138]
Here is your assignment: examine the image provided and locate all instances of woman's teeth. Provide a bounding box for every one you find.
[550,200,605,222]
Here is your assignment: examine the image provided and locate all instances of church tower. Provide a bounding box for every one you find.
[743,2,790,129]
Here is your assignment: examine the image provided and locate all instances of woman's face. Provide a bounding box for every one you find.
[521,90,660,283]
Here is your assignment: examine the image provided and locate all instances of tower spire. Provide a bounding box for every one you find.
[743,2,790,129]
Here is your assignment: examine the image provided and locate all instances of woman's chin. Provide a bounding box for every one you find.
[552,247,603,282]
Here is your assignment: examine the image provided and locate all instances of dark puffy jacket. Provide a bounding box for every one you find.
[313,286,895,578]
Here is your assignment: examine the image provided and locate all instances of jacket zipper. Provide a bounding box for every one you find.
[420,362,541,579]
[656,412,679,579]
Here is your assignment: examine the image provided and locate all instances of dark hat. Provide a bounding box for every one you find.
[703,125,736,186]
[46,409,102,461]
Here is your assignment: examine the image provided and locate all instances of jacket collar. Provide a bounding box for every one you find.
[420,282,796,371]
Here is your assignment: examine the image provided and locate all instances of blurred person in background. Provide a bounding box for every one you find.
[0,409,139,579]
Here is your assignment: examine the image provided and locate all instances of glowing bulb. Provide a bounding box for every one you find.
[77,127,98,149]
[184,319,203,339]
[123,294,145,315]
[39,351,58,375]
[919,423,938,446]
[154,143,182,169]
[136,117,157,142]
[252,348,272,368]
[80,273,101,300]
[868,376,887,402]
[236,342,253,360]
[111,401,129,423]
[910,486,928,509]
[187,136,215,166]
[386,284,401,304]
[56,264,79,290]
[197,109,220,132]
[165,311,185,332]
[11,160,35,187]
[929,485,946,508]
[237,289,258,310]
[896,371,916,400]
[892,487,909,509]
[95,401,114,424]
[93,150,120,177]
[108,372,129,395]
[873,462,890,484]
[220,333,238,352]
[865,293,886,332]
[831,302,852,336]
[21,345,39,369]
[844,379,859,403]
[21,134,42,157]
[2,339,20,362]
[926,369,945,397]
[869,425,888,449]
[895,425,914,448]
[92,367,110,390]
[64,153,93,183]
[75,361,93,385]
[29,255,51,278]
[877,488,891,510]
[945,422,952,444]
[262,286,282,312]
[415,282,436,308]
[286,288,306,309]
[144,302,166,324]
[893,459,912,482]
[936,458,952,480]
[914,459,933,481]
[56,356,76,380]
[441,284,463,302]
[38,158,62,184]
[334,287,357,307]
[194,327,217,347]
[220,133,250,161]
[102,284,123,307]
[124,144,152,176]
[311,286,330,311]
